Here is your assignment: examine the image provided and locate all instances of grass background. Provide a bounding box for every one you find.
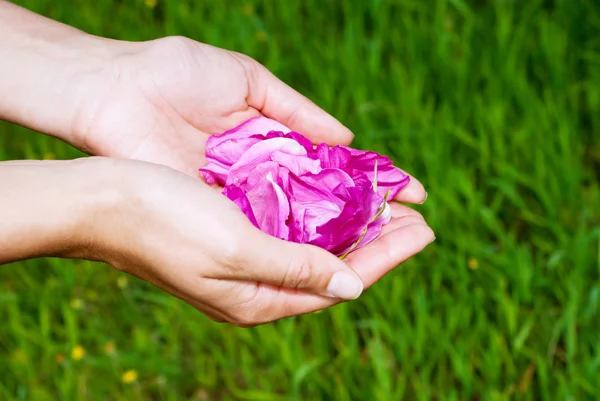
[1,0,599,399]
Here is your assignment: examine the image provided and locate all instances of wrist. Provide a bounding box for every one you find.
[0,157,127,264]
[0,2,131,149]
[57,157,133,263]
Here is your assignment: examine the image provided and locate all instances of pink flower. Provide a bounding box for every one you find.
[200,117,410,256]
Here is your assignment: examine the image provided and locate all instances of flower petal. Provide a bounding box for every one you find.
[286,169,356,243]
[310,144,352,170]
[200,161,230,185]
[200,118,292,183]
[285,132,315,154]
[205,136,263,167]
[257,130,315,154]
[244,164,291,240]
[271,150,321,177]
[291,200,341,243]
[227,138,308,187]
[222,185,259,228]
[288,168,354,206]
[311,182,384,255]
[356,202,392,252]
[206,116,291,150]
[345,148,411,198]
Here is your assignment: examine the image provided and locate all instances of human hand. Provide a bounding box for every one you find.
[80,158,434,326]
[0,157,432,326]
[0,2,426,203]
[69,36,357,176]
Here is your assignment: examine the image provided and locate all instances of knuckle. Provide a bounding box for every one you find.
[406,222,433,238]
[230,50,261,83]
[404,208,425,220]
[286,108,302,129]
[380,233,400,260]
[217,236,247,272]
[391,203,424,219]
[152,36,202,65]
[399,215,427,227]
[383,223,433,260]
[283,256,314,290]
[162,35,192,49]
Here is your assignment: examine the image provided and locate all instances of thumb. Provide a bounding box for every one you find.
[233,52,355,146]
[220,230,364,300]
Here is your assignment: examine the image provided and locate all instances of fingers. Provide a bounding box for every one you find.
[213,228,365,300]
[389,202,425,219]
[278,222,434,316]
[236,222,436,323]
[379,214,427,237]
[199,212,433,326]
[230,53,429,205]
[395,173,427,204]
[235,53,354,146]
[345,223,434,287]
[249,235,365,300]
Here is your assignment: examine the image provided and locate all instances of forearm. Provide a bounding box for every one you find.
[0,1,113,146]
[0,158,116,264]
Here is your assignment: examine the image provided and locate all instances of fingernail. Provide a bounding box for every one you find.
[420,192,428,204]
[327,272,364,300]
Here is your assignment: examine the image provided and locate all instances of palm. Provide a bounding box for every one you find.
[80,38,260,175]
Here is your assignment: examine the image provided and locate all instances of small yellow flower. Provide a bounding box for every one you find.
[104,341,116,355]
[468,257,479,270]
[117,276,128,289]
[69,298,83,310]
[144,0,157,8]
[55,353,65,364]
[122,369,138,384]
[256,31,267,42]
[242,4,253,16]
[71,345,85,360]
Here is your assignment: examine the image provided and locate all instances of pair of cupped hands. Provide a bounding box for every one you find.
[5,22,434,326]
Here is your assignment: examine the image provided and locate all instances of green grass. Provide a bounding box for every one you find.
[1,0,599,399]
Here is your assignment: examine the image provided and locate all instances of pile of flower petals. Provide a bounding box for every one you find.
[200,117,410,256]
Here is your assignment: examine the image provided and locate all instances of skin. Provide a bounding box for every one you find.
[0,1,434,327]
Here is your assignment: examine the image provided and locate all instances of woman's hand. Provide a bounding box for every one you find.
[89,158,434,326]
[70,37,357,177]
[0,1,426,203]
[0,2,352,172]
[0,158,434,326]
